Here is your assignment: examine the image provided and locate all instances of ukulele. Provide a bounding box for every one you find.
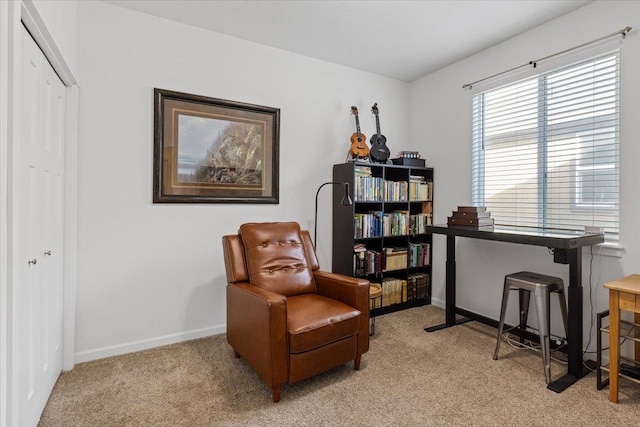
[349,106,369,159]
[369,103,390,163]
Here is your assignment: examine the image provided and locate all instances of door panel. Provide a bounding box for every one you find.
[16,25,66,427]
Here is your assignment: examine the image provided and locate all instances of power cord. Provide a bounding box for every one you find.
[500,329,568,365]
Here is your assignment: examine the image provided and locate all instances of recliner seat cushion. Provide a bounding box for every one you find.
[287,294,361,354]
[239,222,317,296]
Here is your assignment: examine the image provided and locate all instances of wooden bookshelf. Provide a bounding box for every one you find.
[332,162,433,317]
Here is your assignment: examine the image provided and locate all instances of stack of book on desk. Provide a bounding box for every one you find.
[447,206,494,230]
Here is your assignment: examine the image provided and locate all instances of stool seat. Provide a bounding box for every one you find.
[502,271,565,292]
[369,283,382,299]
[493,271,569,384]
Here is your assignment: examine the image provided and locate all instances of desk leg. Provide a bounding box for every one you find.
[547,247,586,393]
[445,235,456,325]
[609,290,620,403]
[425,235,471,332]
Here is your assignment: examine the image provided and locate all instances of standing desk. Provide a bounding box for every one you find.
[425,224,604,393]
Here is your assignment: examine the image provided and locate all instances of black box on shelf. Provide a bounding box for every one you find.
[391,157,425,167]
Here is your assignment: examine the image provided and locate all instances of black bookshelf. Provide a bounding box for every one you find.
[332,162,434,317]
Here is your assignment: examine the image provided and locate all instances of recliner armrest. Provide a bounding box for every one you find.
[313,271,369,313]
[226,282,288,388]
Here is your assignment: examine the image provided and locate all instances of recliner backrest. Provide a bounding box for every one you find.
[239,222,317,296]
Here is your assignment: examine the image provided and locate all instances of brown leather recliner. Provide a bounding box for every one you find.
[222,221,370,402]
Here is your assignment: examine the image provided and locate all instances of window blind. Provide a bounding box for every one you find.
[472,51,620,242]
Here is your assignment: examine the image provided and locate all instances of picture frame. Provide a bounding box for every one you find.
[153,88,280,203]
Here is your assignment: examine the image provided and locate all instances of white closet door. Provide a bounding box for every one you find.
[16,25,66,427]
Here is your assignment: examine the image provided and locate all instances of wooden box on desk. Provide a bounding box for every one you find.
[447,216,494,227]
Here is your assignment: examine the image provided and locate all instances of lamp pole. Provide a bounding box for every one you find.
[314,181,352,249]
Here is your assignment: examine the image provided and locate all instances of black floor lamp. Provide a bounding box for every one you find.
[314,182,353,249]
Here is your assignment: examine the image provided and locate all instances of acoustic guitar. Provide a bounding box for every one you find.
[349,106,369,159]
[369,103,390,163]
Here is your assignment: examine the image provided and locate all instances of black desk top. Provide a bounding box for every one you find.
[428,224,605,249]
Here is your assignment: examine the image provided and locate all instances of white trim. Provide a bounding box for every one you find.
[430,297,445,310]
[74,326,227,364]
[1,3,16,426]
[63,84,79,371]
[1,3,21,426]
[593,242,624,258]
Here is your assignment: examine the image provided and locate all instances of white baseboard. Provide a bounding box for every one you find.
[73,324,226,365]
[430,297,445,309]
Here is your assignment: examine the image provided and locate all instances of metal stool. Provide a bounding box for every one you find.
[493,271,569,384]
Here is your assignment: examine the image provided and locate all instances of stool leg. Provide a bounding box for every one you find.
[493,279,511,360]
[519,289,531,344]
[556,287,569,339]
[534,287,552,384]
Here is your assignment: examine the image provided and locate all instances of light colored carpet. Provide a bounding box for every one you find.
[39,306,639,426]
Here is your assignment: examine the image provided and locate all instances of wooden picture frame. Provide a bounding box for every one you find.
[153,88,280,203]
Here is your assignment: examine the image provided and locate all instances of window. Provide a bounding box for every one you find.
[472,52,620,242]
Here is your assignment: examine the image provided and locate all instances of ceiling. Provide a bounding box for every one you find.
[102,0,592,82]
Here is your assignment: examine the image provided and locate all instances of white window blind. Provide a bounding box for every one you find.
[472,51,620,242]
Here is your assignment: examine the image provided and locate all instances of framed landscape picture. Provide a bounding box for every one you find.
[153,88,280,203]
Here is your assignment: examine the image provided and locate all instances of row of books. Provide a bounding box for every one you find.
[370,273,430,308]
[384,210,409,236]
[409,175,433,201]
[408,242,430,267]
[354,211,383,238]
[383,247,407,272]
[354,246,413,274]
[410,212,432,234]
[406,272,430,301]
[354,210,432,239]
[354,248,382,275]
[353,166,432,202]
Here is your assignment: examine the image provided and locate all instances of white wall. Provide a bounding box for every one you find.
[74,1,409,361]
[409,0,640,351]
